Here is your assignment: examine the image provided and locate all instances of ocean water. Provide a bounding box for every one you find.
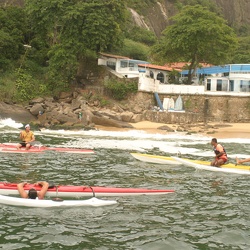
[0,118,249,250]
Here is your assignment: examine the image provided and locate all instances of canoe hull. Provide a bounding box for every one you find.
[173,157,250,175]
[0,195,117,207]
[0,183,174,197]
[0,143,94,154]
[131,153,180,165]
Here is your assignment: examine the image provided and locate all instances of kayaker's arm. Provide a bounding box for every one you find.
[17,182,29,198]
[19,131,25,141]
[35,181,49,199]
[29,133,35,143]
[215,151,224,157]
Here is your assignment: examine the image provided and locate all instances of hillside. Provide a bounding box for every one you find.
[128,0,250,36]
[1,0,249,37]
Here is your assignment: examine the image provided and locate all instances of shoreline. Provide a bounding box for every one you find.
[96,121,250,139]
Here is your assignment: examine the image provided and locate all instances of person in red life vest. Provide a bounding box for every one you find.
[17,124,35,150]
[17,181,49,199]
[210,138,228,167]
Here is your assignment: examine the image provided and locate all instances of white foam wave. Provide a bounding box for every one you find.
[38,128,250,144]
[61,138,202,156]
[1,118,250,158]
[0,118,23,129]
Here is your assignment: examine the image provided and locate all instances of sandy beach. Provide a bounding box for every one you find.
[96,121,250,139]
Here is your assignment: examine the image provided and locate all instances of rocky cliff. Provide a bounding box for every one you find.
[129,0,250,36]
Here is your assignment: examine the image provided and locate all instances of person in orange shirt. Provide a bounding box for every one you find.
[17,124,35,150]
[210,138,228,167]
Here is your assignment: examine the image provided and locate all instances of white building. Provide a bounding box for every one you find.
[98,52,148,78]
[182,64,250,96]
[138,63,205,95]
[138,64,250,96]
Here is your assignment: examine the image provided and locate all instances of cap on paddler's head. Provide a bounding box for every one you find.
[25,124,30,128]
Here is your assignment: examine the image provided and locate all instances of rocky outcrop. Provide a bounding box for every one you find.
[1,86,250,132]
[0,102,36,123]
[0,88,200,130]
[17,90,136,129]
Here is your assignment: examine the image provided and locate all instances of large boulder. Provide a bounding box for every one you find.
[76,109,94,126]
[0,102,36,123]
[130,114,143,123]
[30,103,44,116]
[92,110,121,121]
[55,113,79,124]
[120,111,134,122]
[92,115,134,128]
[29,97,45,104]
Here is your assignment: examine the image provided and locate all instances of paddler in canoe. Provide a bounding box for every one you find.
[16,124,35,150]
[17,181,49,199]
[210,138,228,167]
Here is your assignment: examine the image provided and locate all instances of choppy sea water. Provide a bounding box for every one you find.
[0,118,249,250]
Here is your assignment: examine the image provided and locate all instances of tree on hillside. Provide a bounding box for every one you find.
[175,0,219,13]
[25,0,126,86]
[232,36,250,63]
[151,5,238,84]
[0,6,27,70]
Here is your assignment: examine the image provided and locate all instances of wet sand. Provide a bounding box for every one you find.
[96,121,250,139]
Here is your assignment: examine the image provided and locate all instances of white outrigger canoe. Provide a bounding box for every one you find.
[0,195,117,208]
[130,153,180,165]
[172,157,250,175]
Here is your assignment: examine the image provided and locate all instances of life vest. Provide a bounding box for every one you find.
[213,144,227,157]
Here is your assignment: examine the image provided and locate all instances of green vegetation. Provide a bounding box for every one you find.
[151,5,238,84]
[125,0,157,14]
[115,39,150,61]
[0,0,249,104]
[0,1,128,103]
[232,36,250,63]
[126,26,157,46]
[175,0,219,13]
[25,0,126,83]
[104,79,138,100]
[91,94,111,107]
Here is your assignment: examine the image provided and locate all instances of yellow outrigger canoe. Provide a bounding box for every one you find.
[130,153,250,175]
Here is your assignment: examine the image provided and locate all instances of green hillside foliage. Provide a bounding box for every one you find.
[232,36,250,63]
[151,5,238,84]
[113,39,150,61]
[104,79,138,100]
[0,0,249,104]
[0,6,27,70]
[175,0,219,13]
[126,26,157,46]
[0,1,128,103]
[125,0,157,13]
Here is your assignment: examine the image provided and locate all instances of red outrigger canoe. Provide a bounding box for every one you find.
[0,143,94,154]
[0,182,174,197]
